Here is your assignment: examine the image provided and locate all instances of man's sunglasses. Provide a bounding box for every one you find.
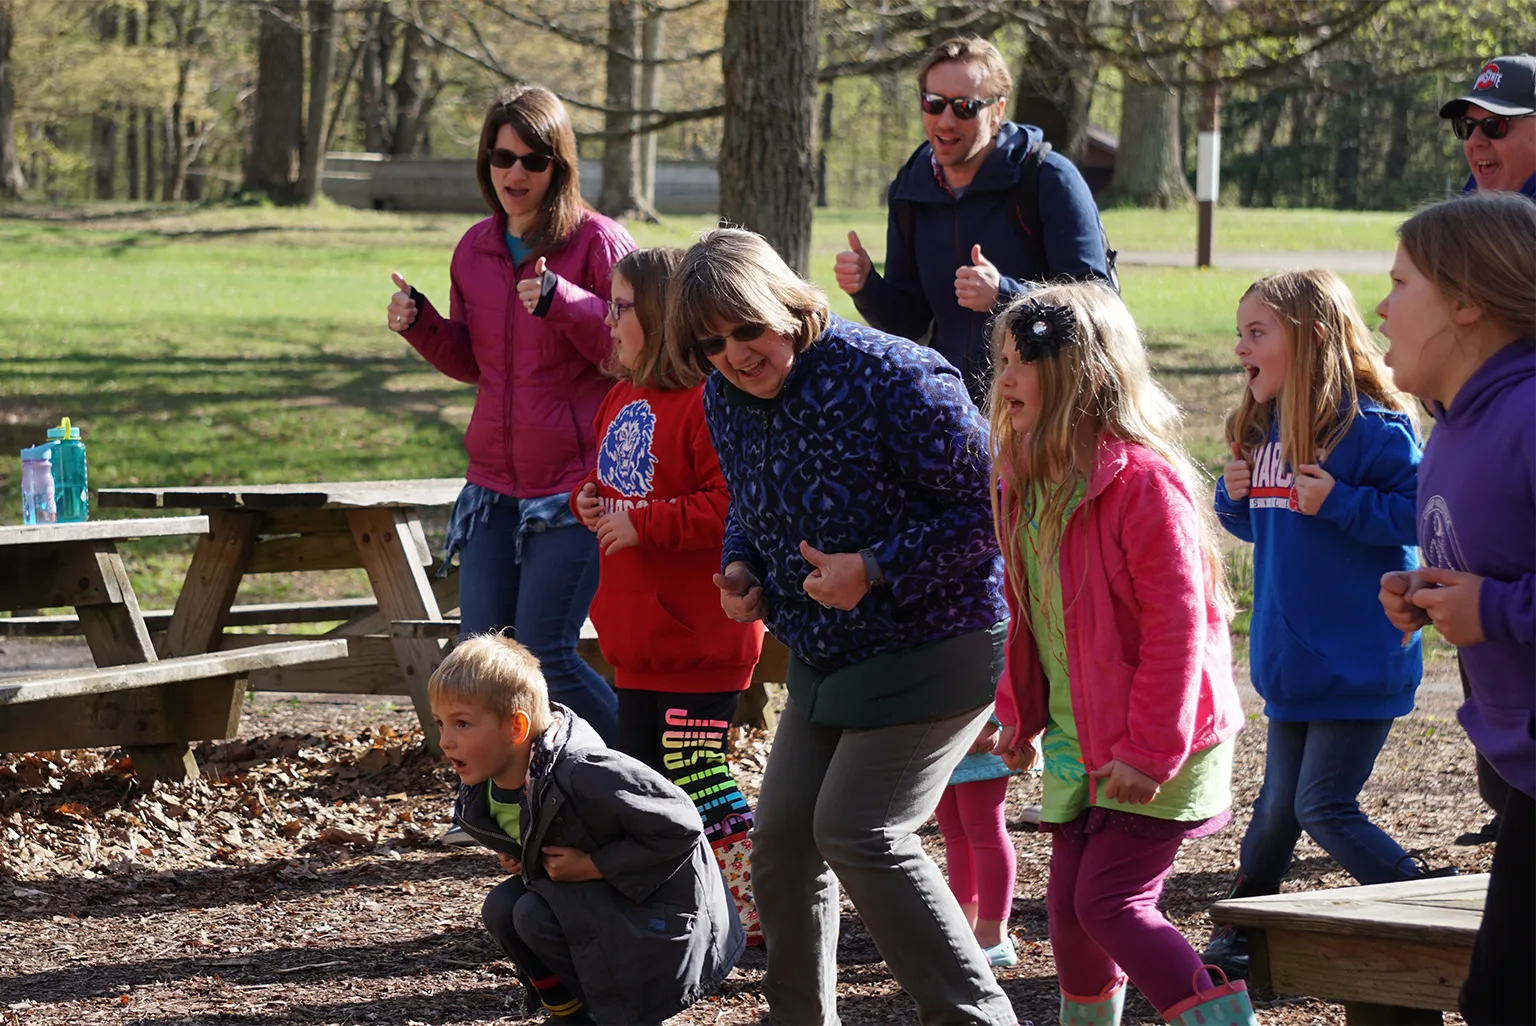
[696,322,767,357]
[919,91,1001,120]
[1451,112,1534,141]
[488,148,553,172]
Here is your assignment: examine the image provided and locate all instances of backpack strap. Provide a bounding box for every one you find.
[1013,139,1121,294]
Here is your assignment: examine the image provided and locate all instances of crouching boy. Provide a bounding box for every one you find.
[429,634,745,1025]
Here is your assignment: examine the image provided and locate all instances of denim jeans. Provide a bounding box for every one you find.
[1240,718,1415,886]
[457,495,618,744]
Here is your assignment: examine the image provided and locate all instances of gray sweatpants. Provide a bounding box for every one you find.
[751,698,1017,1026]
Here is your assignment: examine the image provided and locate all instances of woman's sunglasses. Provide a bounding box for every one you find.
[488,148,553,172]
[696,322,767,357]
[919,91,1001,120]
[1451,112,1534,141]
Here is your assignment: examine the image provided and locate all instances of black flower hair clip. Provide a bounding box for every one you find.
[1010,299,1078,362]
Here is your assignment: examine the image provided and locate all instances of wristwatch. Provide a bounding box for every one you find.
[859,548,886,589]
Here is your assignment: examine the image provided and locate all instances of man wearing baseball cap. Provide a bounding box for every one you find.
[1440,54,1536,198]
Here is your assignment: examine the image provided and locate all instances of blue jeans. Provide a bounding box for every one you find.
[457,496,618,744]
[1240,718,1415,886]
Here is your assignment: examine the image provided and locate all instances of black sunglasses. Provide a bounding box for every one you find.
[696,322,767,357]
[919,91,1001,120]
[488,148,553,172]
[1451,112,1534,141]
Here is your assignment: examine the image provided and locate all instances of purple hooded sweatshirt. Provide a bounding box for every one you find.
[1417,340,1536,799]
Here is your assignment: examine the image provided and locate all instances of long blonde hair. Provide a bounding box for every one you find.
[1226,270,1413,468]
[987,283,1231,617]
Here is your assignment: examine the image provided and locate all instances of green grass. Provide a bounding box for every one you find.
[0,201,1404,610]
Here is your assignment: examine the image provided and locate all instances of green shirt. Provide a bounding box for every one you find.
[487,780,523,843]
[1021,484,1232,824]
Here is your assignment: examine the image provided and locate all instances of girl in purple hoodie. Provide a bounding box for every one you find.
[1377,192,1536,1026]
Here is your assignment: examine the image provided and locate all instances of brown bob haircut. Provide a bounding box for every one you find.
[666,228,831,376]
[476,86,585,256]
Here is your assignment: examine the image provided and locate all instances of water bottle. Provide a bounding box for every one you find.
[20,445,57,525]
[46,417,89,523]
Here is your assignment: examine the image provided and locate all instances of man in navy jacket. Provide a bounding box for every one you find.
[835,36,1110,405]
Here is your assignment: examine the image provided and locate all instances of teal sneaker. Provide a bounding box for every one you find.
[982,937,1019,967]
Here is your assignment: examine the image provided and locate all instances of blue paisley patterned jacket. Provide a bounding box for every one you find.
[703,314,1006,673]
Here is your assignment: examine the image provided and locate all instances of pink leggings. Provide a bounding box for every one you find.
[1047,826,1209,1014]
[934,777,1015,922]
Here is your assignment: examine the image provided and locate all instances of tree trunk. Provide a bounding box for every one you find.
[359,2,394,153]
[598,0,642,219]
[718,0,819,275]
[637,2,664,210]
[1252,94,1283,207]
[815,84,832,208]
[143,1,156,201]
[390,21,425,156]
[1106,57,1191,208]
[124,8,140,200]
[245,0,305,203]
[1383,86,1411,186]
[91,5,121,199]
[300,0,336,206]
[0,0,25,199]
[1333,94,1361,210]
[1010,0,1108,162]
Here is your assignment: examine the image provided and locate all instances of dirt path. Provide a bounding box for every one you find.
[0,644,1486,1025]
[1119,250,1393,274]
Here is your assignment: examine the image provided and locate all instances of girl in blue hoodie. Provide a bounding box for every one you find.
[1204,269,1430,979]
[1376,193,1536,1026]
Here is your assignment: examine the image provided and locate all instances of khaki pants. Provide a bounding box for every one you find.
[751,698,1016,1026]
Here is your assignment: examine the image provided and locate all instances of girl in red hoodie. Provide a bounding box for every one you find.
[988,284,1254,1026]
[572,247,767,944]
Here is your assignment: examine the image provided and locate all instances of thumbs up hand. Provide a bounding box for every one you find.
[387,272,418,333]
[1222,440,1251,501]
[954,243,1002,312]
[834,230,873,296]
[800,540,871,611]
[517,256,549,314]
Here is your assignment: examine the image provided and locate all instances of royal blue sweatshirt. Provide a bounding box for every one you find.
[1417,341,1536,799]
[1215,399,1423,721]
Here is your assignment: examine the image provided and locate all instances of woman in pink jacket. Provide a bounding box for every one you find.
[386,86,634,742]
[988,285,1253,1026]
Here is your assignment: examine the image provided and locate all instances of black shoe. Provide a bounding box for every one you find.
[1397,852,1459,879]
[1455,816,1500,846]
[1201,926,1251,981]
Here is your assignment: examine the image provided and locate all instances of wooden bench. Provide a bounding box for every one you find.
[0,638,350,781]
[1210,874,1487,1024]
[0,598,382,636]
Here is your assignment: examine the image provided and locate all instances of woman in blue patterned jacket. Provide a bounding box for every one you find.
[668,228,1015,1026]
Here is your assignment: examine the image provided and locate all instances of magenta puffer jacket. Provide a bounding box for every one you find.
[402,211,636,497]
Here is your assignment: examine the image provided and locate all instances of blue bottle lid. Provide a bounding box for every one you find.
[46,416,81,441]
[21,444,54,461]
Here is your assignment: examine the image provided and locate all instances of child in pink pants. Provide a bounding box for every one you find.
[935,722,1017,967]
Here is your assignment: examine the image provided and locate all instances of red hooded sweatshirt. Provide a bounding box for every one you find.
[572,380,765,692]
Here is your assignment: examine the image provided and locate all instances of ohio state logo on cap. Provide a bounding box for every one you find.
[1474,63,1503,90]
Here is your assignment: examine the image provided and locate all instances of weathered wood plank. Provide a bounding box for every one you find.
[163,510,261,657]
[1210,876,1486,946]
[258,508,353,535]
[246,531,364,573]
[1262,927,1471,1012]
[0,639,350,704]
[0,543,122,610]
[0,598,382,637]
[241,636,407,694]
[350,508,445,750]
[76,548,158,668]
[97,479,463,511]
[0,675,245,756]
[0,516,208,547]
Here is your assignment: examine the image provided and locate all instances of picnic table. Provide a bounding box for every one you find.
[1210,874,1487,1024]
[0,517,346,784]
[97,479,463,751]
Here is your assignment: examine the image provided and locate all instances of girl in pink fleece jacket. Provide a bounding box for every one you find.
[987,284,1254,1026]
